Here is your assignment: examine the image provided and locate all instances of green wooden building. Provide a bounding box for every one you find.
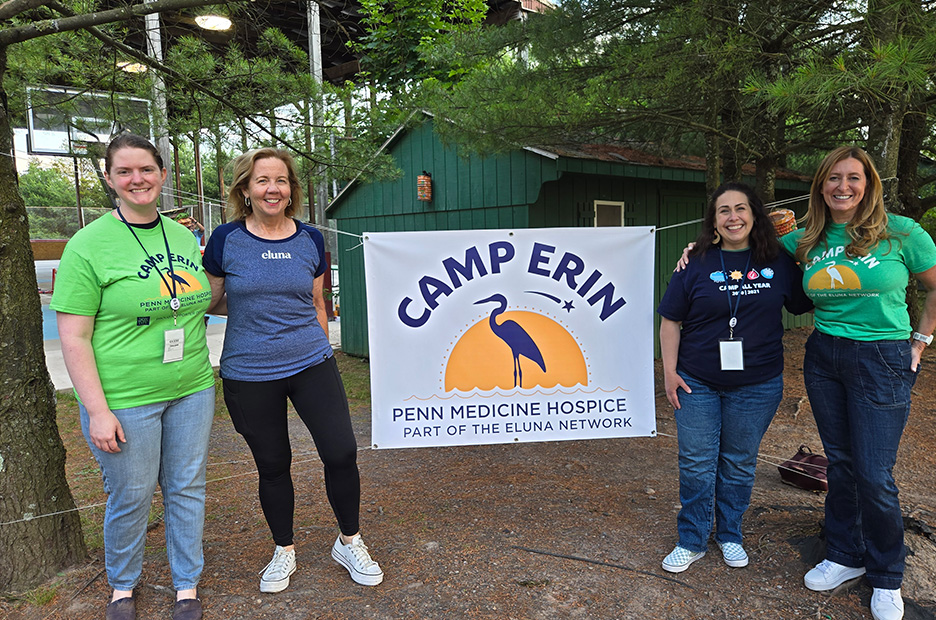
[326,118,812,357]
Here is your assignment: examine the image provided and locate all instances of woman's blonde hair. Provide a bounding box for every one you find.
[227,148,303,221]
[795,146,888,263]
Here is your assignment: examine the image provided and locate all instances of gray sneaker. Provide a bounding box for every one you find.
[259,545,296,593]
[331,535,384,586]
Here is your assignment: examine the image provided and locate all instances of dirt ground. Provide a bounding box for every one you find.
[3,327,936,620]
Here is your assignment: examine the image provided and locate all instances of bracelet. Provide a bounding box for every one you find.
[911,331,933,345]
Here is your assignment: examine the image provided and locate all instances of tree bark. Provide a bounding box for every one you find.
[0,45,86,593]
[0,0,236,46]
[895,100,926,221]
[865,0,910,211]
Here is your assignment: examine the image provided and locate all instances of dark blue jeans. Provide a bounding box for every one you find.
[674,372,783,552]
[804,330,917,590]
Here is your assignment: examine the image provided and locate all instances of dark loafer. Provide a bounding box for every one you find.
[105,596,136,620]
[173,598,203,620]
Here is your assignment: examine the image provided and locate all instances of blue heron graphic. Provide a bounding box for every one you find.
[164,269,192,292]
[474,294,546,388]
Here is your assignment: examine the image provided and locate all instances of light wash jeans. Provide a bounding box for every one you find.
[80,386,215,591]
[804,330,917,589]
[674,372,782,552]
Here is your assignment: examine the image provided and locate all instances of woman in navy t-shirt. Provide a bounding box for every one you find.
[657,182,812,574]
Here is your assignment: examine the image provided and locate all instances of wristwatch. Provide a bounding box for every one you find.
[911,331,933,345]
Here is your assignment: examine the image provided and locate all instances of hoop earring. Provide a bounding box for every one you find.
[244,196,251,209]
[713,231,721,245]
[287,197,292,206]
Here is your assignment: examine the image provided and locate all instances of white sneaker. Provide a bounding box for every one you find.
[259,545,296,593]
[803,559,866,591]
[871,588,904,620]
[331,535,384,586]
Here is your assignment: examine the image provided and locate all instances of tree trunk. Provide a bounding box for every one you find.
[895,99,925,221]
[0,46,86,593]
[703,132,721,196]
[866,98,905,211]
[755,155,777,205]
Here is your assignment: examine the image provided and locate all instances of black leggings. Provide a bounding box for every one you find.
[222,356,360,546]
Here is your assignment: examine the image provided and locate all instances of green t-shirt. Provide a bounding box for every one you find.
[780,214,936,340]
[50,213,215,409]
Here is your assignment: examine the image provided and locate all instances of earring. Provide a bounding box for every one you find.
[287,198,292,206]
[244,196,251,208]
[713,231,721,245]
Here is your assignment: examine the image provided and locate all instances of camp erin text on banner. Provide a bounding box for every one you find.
[363,227,657,449]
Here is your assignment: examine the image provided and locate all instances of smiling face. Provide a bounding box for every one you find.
[821,157,866,224]
[242,157,291,221]
[714,190,753,250]
[105,147,167,215]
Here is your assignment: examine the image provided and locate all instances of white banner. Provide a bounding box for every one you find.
[363,227,656,449]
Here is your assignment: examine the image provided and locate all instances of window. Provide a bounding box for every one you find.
[594,200,626,227]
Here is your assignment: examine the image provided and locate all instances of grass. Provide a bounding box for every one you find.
[335,353,372,406]
[4,583,60,606]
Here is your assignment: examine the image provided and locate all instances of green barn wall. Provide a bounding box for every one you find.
[329,120,812,358]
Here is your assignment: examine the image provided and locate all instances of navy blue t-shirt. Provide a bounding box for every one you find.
[203,219,330,381]
[657,248,811,388]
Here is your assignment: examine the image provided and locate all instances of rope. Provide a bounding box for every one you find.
[0,446,369,528]
[653,194,812,232]
[0,425,842,529]
[512,545,697,590]
[656,430,829,485]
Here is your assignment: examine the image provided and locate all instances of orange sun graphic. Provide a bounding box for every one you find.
[808,263,861,290]
[445,311,587,391]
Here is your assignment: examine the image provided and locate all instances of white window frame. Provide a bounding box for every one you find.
[593,200,627,227]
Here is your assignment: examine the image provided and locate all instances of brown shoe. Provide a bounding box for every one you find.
[173,598,203,620]
[105,596,135,620]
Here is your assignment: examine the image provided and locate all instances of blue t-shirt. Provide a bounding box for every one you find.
[657,248,812,388]
[203,220,331,381]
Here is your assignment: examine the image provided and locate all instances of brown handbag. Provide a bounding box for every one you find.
[778,445,828,492]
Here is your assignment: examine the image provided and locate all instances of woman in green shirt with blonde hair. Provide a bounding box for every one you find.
[784,146,936,620]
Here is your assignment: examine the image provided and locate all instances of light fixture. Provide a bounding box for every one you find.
[195,14,232,30]
[117,61,148,73]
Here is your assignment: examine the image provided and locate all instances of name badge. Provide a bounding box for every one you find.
[719,338,744,370]
[164,328,184,363]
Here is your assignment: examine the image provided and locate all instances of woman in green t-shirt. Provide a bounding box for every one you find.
[52,134,214,620]
[786,147,936,620]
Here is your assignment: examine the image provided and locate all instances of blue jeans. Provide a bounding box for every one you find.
[80,386,215,592]
[804,330,916,589]
[674,372,782,552]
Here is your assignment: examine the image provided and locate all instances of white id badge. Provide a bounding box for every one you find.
[719,338,744,370]
[164,328,184,363]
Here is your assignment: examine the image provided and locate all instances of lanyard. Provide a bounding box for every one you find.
[116,208,180,324]
[719,248,750,340]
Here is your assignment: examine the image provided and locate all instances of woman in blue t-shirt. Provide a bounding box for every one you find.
[657,182,812,574]
[203,148,382,594]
